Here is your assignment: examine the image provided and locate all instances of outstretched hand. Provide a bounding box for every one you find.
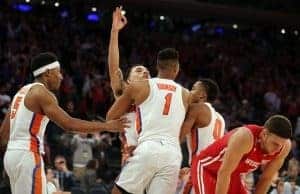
[105,117,130,132]
[112,6,128,31]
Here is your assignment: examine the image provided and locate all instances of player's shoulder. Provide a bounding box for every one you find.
[30,83,49,95]
[29,83,57,102]
[231,126,254,143]
[189,102,209,111]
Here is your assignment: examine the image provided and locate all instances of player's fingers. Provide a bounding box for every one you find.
[122,15,128,24]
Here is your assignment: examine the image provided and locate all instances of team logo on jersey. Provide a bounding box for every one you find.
[245,159,260,168]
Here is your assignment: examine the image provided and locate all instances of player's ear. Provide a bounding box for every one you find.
[44,69,51,77]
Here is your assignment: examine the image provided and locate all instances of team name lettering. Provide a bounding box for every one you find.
[157,83,176,92]
[245,159,260,168]
[10,96,23,119]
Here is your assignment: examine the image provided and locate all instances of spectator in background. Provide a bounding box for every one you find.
[81,159,99,193]
[284,159,300,186]
[270,178,285,194]
[71,133,100,180]
[288,178,300,194]
[54,155,75,191]
[45,166,60,194]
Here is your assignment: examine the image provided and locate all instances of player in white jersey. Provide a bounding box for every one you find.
[108,6,151,165]
[0,52,128,194]
[107,48,190,194]
[178,79,226,194]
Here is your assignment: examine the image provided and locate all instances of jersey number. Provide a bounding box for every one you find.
[162,93,173,115]
[213,118,222,140]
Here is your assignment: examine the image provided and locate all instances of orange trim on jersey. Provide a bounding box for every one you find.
[29,114,43,153]
[157,83,177,92]
[212,118,222,140]
[135,107,142,134]
[31,152,42,194]
[10,96,23,119]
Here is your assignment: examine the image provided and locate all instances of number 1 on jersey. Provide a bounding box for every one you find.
[163,93,173,115]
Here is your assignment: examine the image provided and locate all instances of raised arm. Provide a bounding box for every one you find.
[108,6,128,97]
[254,140,291,194]
[33,85,128,133]
[216,127,253,194]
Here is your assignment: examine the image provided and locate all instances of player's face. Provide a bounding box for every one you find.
[260,129,286,154]
[49,67,63,91]
[128,66,150,81]
[190,81,207,103]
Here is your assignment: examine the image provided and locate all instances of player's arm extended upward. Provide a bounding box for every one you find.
[108,6,127,98]
[216,127,252,194]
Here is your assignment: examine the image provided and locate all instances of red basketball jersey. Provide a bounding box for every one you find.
[192,125,282,175]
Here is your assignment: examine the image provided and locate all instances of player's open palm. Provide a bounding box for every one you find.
[105,117,130,132]
[112,6,127,31]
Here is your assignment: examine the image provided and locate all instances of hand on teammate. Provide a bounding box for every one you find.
[112,6,128,31]
[105,117,130,132]
[179,167,190,179]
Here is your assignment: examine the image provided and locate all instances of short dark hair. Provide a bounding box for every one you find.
[199,78,220,102]
[31,52,58,77]
[264,115,292,139]
[157,48,179,70]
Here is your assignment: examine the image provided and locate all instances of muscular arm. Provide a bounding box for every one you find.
[180,104,197,142]
[108,28,124,97]
[254,140,291,194]
[216,127,253,194]
[108,6,128,98]
[179,103,211,142]
[106,84,134,120]
[0,107,10,149]
[34,86,126,133]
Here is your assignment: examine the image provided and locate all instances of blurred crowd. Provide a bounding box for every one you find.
[0,2,299,194]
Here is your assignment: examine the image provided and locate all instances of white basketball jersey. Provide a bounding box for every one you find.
[186,103,225,164]
[137,78,186,146]
[7,83,50,154]
[122,107,139,146]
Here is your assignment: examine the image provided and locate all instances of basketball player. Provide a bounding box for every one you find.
[0,52,129,194]
[108,6,150,165]
[178,79,226,194]
[107,48,190,194]
[191,115,292,194]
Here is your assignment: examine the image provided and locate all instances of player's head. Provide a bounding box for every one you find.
[156,48,179,79]
[31,52,63,91]
[260,115,292,154]
[125,65,150,82]
[190,79,220,103]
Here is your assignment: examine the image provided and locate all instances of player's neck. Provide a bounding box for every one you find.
[34,78,49,90]
[157,72,175,80]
